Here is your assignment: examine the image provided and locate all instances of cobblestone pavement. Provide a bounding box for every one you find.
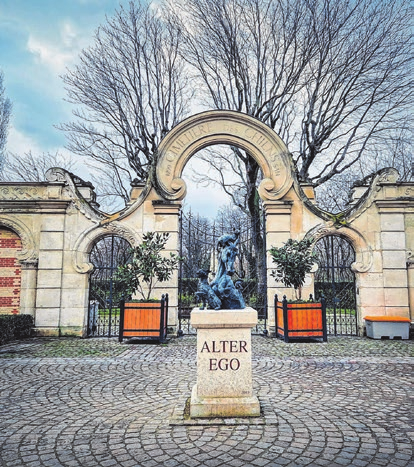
[0,336,413,467]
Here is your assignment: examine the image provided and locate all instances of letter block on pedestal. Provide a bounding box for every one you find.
[190,308,260,418]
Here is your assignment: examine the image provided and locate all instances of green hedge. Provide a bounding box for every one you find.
[0,314,34,346]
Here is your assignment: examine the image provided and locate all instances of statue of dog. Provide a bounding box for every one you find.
[195,269,221,310]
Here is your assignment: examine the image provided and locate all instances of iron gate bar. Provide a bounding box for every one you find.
[178,210,267,335]
[261,209,268,335]
[330,237,336,336]
[314,235,357,336]
[178,211,184,336]
[87,235,132,337]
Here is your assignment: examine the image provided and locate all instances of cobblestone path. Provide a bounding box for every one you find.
[0,336,413,467]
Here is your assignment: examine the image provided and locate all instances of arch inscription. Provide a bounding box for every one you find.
[156,110,293,201]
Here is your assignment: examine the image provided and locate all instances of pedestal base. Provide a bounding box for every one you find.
[190,385,260,418]
[190,308,260,419]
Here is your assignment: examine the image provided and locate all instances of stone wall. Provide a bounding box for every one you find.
[263,168,413,335]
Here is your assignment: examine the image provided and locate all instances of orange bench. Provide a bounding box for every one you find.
[364,316,411,340]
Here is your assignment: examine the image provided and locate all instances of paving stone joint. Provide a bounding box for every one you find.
[0,335,413,467]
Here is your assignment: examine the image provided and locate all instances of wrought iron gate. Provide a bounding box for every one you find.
[314,235,357,336]
[87,235,132,337]
[178,211,267,335]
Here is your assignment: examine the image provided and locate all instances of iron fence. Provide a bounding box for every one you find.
[87,235,132,337]
[314,235,358,336]
[178,211,267,335]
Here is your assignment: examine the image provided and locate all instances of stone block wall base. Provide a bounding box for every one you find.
[190,385,260,418]
[32,327,60,337]
[60,326,83,337]
[32,326,83,337]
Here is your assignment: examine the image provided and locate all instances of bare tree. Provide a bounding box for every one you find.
[360,129,413,183]
[187,146,253,211]
[297,0,413,186]
[0,71,12,167]
[1,151,76,182]
[170,0,316,290]
[86,157,133,211]
[316,127,413,212]
[172,0,413,200]
[60,1,192,204]
[59,0,412,218]
[1,150,129,213]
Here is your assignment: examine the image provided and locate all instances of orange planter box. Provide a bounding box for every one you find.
[275,295,327,342]
[119,294,169,342]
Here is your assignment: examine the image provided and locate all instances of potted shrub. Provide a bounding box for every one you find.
[116,232,181,342]
[269,238,327,342]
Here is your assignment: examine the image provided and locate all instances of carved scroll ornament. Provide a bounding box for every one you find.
[45,167,105,223]
[73,222,140,274]
[0,216,38,264]
[305,223,373,273]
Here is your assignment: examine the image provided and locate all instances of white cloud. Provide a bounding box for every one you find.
[26,20,85,75]
[61,21,79,49]
[6,127,43,155]
[7,125,70,160]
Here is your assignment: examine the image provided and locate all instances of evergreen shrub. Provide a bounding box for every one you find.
[0,314,34,345]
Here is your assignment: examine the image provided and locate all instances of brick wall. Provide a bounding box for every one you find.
[0,228,22,314]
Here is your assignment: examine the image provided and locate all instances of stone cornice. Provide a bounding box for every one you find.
[263,200,293,216]
[152,200,182,215]
[0,200,71,213]
[375,200,414,212]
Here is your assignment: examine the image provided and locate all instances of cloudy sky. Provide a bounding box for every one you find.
[0,0,226,216]
[0,0,120,155]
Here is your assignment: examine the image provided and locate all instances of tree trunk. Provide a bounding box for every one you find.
[245,155,266,300]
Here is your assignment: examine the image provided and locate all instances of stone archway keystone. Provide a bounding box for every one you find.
[156,110,293,201]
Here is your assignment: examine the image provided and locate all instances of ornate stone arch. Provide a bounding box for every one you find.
[0,216,38,264]
[73,222,140,274]
[305,223,373,273]
[155,110,294,201]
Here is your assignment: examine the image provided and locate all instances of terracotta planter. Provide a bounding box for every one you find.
[274,294,327,342]
[119,294,169,342]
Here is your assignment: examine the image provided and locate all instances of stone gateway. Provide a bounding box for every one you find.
[0,111,411,337]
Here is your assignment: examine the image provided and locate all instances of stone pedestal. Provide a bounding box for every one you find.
[190,308,260,418]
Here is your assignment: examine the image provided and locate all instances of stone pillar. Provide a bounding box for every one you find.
[263,200,293,335]
[19,261,38,316]
[60,252,89,337]
[152,201,182,332]
[190,308,260,418]
[378,202,410,317]
[34,213,66,336]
